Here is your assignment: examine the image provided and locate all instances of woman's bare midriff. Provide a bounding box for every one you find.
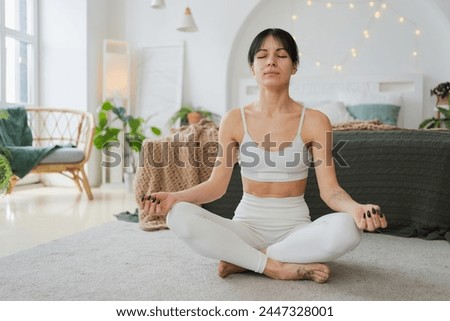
[242,177,307,198]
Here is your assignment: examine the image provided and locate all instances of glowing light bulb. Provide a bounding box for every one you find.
[412,51,418,57]
[415,29,421,36]
[292,14,298,20]
[381,3,387,9]
[351,48,357,57]
[369,1,375,7]
[326,2,332,9]
[307,0,313,6]
[349,3,355,9]
[374,11,381,19]
[363,30,370,38]
[399,17,405,23]
[316,61,321,67]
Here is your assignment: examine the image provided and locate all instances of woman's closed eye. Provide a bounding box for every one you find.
[256,54,288,59]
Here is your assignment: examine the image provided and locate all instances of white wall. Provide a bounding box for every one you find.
[120,0,258,117]
[110,0,450,122]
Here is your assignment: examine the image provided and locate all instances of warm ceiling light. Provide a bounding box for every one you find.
[150,0,165,9]
[177,7,198,32]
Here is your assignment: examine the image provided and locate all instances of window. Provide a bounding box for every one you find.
[1,0,38,106]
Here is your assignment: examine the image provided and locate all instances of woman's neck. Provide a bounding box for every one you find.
[256,90,294,114]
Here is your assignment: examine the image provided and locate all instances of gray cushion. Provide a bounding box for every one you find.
[39,147,85,164]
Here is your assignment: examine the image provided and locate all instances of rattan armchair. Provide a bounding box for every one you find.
[7,107,95,200]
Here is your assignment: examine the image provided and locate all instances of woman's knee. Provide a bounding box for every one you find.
[330,213,363,250]
[317,213,362,258]
[166,201,199,236]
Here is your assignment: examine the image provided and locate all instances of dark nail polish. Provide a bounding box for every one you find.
[151,197,156,203]
[140,195,145,202]
[372,207,376,215]
[367,210,371,218]
[379,213,384,218]
[146,195,152,201]
[156,200,161,205]
[363,212,366,218]
[376,208,381,215]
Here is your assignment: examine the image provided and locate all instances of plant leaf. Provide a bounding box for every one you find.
[102,101,114,111]
[419,118,433,129]
[0,110,9,120]
[151,126,161,136]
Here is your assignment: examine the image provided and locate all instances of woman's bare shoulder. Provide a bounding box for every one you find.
[303,108,332,141]
[305,108,331,127]
[219,108,245,140]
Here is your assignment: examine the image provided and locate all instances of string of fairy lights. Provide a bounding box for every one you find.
[290,0,421,72]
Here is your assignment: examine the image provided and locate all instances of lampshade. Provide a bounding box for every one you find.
[177,7,198,32]
[150,0,165,9]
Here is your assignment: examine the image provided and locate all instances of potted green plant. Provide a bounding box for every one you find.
[168,105,212,127]
[0,148,12,196]
[419,82,450,129]
[94,101,161,180]
[430,82,450,105]
[0,110,12,195]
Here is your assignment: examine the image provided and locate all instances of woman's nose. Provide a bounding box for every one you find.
[267,59,276,66]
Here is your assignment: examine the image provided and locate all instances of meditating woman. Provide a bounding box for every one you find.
[140,28,388,283]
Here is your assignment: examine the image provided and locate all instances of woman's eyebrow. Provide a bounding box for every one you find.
[256,48,286,53]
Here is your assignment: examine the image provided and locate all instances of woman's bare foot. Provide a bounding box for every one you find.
[264,259,331,283]
[218,261,248,278]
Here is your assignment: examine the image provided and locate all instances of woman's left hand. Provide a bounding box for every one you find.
[350,204,388,231]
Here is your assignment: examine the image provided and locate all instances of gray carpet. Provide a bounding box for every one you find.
[0,221,449,301]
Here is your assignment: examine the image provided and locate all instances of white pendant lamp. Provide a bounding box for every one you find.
[150,0,165,9]
[177,7,198,32]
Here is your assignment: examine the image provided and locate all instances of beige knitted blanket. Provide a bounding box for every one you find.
[134,119,219,231]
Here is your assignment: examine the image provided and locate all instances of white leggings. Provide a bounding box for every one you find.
[166,193,362,274]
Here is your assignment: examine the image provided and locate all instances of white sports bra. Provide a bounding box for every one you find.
[239,107,310,182]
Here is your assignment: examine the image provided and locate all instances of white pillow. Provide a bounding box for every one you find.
[310,101,354,125]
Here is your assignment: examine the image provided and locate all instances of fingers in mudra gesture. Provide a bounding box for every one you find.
[139,192,177,217]
[355,205,388,231]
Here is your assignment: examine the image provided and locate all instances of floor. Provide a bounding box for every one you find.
[0,183,137,258]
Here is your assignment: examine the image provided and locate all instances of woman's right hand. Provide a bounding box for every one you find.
[140,192,179,218]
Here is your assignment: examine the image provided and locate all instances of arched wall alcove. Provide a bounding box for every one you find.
[226,0,450,119]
